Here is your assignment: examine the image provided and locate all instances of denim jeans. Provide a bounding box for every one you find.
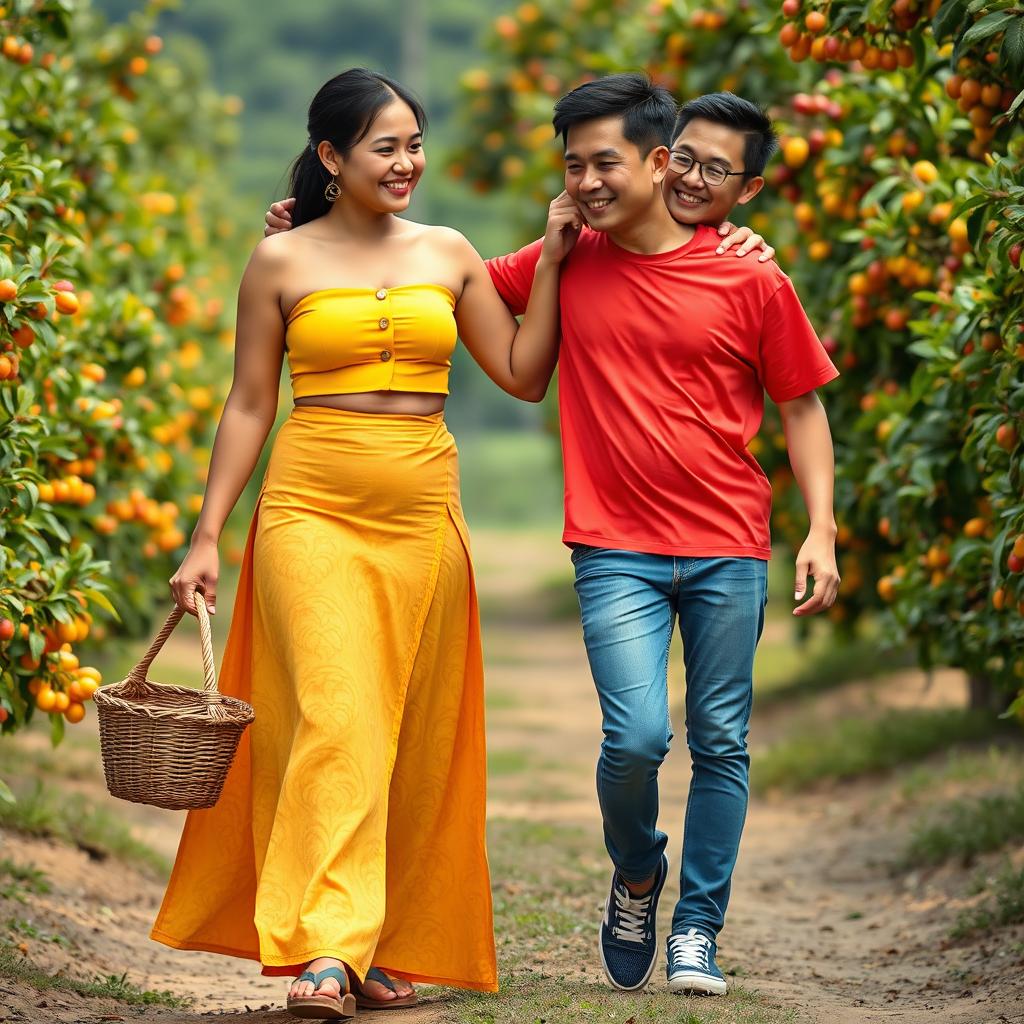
[571,545,768,940]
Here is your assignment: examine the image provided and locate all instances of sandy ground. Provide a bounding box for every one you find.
[2,529,1022,1024]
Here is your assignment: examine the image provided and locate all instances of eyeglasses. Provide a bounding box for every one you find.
[669,151,746,187]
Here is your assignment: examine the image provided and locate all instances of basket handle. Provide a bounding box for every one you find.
[125,591,219,697]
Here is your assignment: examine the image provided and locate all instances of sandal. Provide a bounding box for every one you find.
[286,965,357,1020]
[351,967,418,1011]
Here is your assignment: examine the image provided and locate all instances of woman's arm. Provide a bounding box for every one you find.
[169,240,287,615]
[450,193,579,402]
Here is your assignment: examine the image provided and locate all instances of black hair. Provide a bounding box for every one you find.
[551,72,677,156]
[672,93,779,178]
[287,68,427,227]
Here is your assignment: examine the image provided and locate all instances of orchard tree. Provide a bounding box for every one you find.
[0,0,242,750]
[453,0,1024,713]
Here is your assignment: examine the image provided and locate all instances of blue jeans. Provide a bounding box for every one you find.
[571,545,768,941]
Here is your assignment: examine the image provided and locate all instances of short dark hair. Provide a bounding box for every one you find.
[552,72,677,156]
[673,93,779,177]
[287,68,427,227]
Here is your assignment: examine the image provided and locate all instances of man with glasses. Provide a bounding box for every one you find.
[486,83,840,997]
[265,80,839,997]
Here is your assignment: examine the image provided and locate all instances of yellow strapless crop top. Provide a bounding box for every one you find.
[285,284,457,398]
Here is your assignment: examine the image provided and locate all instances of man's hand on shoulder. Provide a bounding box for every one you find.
[715,221,775,263]
[265,197,296,237]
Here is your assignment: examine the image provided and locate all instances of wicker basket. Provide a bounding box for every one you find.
[95,593,254,810]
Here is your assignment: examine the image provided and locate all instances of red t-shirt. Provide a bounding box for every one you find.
[486,223,839,559]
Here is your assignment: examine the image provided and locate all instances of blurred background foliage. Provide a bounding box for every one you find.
[1,0,1022,744]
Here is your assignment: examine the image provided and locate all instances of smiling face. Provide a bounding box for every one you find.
[663,117,764,227]
[325,96,425,213]
[563,115,669,235]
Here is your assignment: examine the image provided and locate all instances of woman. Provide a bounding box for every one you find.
[154,68,579,1019]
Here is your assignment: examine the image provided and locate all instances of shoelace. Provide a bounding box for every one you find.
[668,928,712,971]
[609,883,652,943]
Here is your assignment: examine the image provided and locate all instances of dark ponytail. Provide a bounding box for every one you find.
[287,68,427,227]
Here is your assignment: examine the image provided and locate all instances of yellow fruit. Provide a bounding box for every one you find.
[783,137,810,168]
[911,160,938,184]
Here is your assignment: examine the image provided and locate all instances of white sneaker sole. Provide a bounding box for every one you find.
[668,971,728,996]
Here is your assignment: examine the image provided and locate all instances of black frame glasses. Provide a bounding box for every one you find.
[669,151,747,187]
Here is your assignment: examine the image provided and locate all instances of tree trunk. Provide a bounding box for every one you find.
[967,673,1003,712]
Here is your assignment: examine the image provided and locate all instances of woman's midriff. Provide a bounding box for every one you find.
[294,391,446,416]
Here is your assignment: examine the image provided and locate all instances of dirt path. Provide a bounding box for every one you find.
[2,528,1023,1023]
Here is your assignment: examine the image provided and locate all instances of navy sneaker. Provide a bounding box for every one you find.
[598,853,668,991]
[666,928,728,996]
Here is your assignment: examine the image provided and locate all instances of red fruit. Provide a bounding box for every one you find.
[782,0,800,15]
[12,325,34,348]
[52,279,75,292]
[0,618,14,641]
[996,422,1019,451]
[1008,553,1024,574]
[792,92,815,115]
[808,128,827,154]
[1011,243,1022,269]
[821,335,838,355]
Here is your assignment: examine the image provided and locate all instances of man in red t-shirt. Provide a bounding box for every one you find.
[486,77,839,998]
[263,75,838,1000]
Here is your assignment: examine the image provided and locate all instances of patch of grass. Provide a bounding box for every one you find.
[952,863,1024,938]
[484,687,522,711]
[487,748,563,777]
[444,819,795,1024]
[899,745,1021,801]
[5,916,69,946]
[752,708,1005,793]
[0,780,168,877]
[449,972,793,1024]
[0,942,191,1008]
[755,633,914,705]
[903,789,1024,867]
[0,859,51,902]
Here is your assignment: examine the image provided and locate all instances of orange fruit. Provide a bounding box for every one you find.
[963,518,987,538]
[54,291,79,315]
[35,685,56,712]
[65,702,85,724]
[783,136,810,168]
[0,278,16,301]
[804,11,826,33]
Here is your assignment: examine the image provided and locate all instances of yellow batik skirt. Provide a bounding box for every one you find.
[151,406,497,993]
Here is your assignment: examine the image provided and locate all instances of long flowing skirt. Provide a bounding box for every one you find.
[150,406,497,992]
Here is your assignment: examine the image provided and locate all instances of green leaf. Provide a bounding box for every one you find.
[933,0,962,39]
[0,778,14,806]
[950,192,992,221]
[49,712,65,748]
[961,10,1016,48]
[1002,17,1024,77]
[80,588,121,621]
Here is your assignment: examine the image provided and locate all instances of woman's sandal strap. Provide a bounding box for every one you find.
[307,966,349,992]
[364,967,397,993]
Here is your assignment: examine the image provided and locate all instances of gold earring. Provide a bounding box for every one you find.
[324,175,341,202]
